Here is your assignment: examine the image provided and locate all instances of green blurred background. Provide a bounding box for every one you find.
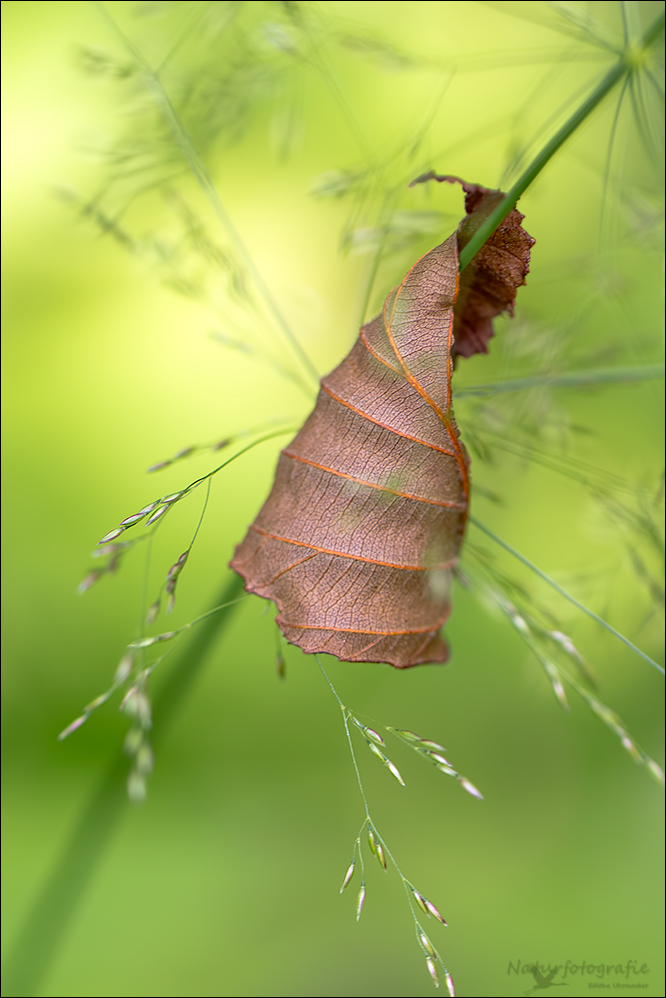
[2,2,664,996]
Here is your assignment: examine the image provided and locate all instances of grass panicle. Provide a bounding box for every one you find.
[317,656,457,992]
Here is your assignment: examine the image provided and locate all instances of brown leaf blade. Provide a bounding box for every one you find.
[231,234,470,667]
[409,173,535,358]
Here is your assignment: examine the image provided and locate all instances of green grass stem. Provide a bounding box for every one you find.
[456,363,664,397]
[459,9,665,272]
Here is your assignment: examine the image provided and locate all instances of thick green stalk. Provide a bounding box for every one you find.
[2,574,244,997]
[459,10,665,272]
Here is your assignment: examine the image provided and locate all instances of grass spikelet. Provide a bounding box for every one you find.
[466,563,662,779]
[419,929,436,958]
[339,861,355,893]
[426,957,439,987]
[355,885,366,922]
[386,726,482,797]
[425,901,447,926]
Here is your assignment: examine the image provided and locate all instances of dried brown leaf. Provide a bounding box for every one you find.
[231,235,469,668]
[410,173,535,358]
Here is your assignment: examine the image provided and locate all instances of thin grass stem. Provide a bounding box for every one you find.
[455,363,664,397]
[469,516,664,675]
[91,1,321,395]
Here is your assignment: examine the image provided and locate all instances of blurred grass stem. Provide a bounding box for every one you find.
[470,517,664,675]
[2,574,244,997]
[91,1,321,396]
[455,363,665,397]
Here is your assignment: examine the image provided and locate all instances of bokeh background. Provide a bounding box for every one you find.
[2,2,664,996]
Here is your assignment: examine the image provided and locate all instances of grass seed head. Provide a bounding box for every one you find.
[123,727,143,756]
[121,689,152,729]
[98,527,125,544]
[647,759,665,785]
[420,931,435,957]
[127,769,147,804]
[145,505,170,526]
[425,900,447,925]
[113,653,134,684]
[146,601,161,625]
[57,716,86,741]
[136,743,154,776]
[367,742,386,762]
[391,728,421,741]
[77,571,101,594]
[135,501,161,516]
[340,860,355,892]
[412,889,429,915]
[459,778,484,800]
[119,511,149,527]
[426,957,439,987]
[387,760,405,786]
[621,735,641,760]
